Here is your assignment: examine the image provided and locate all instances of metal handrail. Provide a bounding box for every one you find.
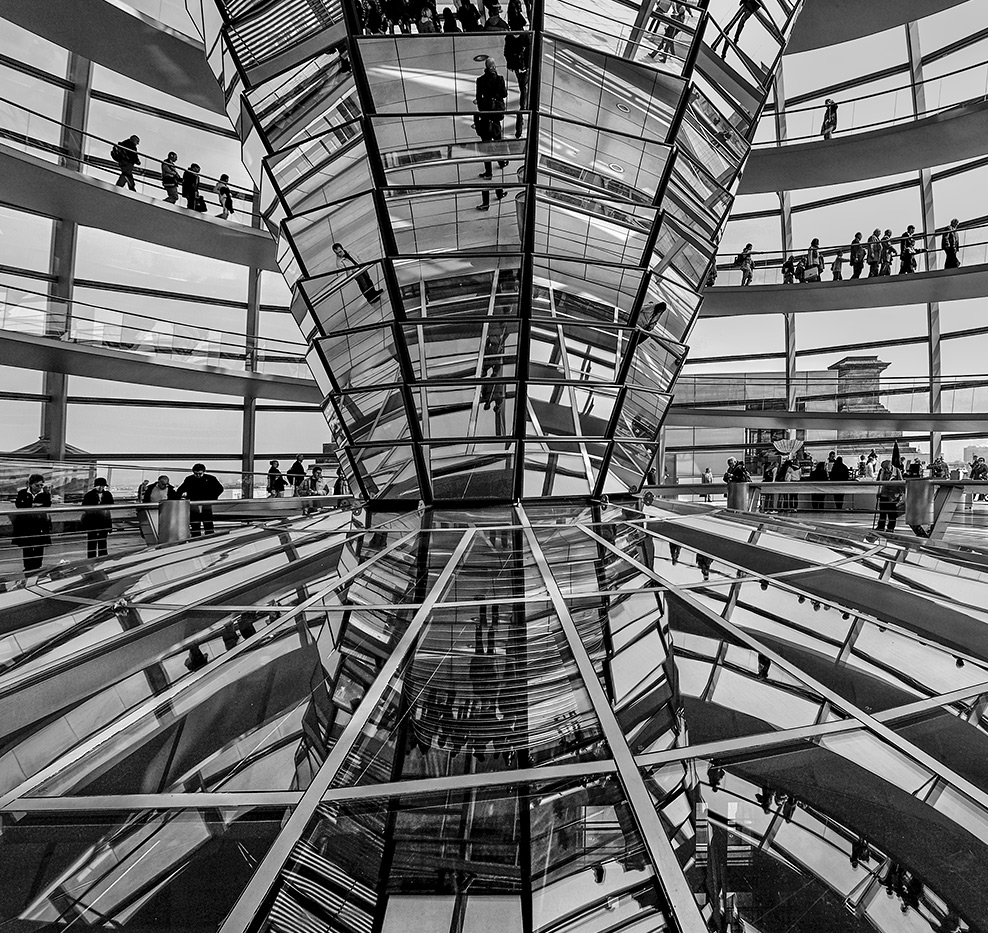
[0,93,251,197]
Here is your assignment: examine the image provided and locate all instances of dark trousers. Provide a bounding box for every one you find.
[22,546,44,572]
[867,261,879,277]
[356,270,380,302]
[87,530,109,559]
[944,249,960,269]
[115,166,136,190]
[851,261,864,278]
[832,493,845,511]
[876,498,897,532]
[190,504,214,537]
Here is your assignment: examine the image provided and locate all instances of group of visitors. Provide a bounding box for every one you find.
[112,134,236,218]
[7,458,350,575]
[266,456,349,499]
[353,0,528,34]
[734,219,962,286]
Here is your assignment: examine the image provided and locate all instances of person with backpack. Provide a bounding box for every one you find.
[804,238,824,282]
[182,163,201,210]
[161,151,180,203]
[736,243,754,286]
[112,135,141,191]
[875,460,904,533]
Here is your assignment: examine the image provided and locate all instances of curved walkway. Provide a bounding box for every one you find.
[787,0,967,54]
[0,0,225,114]
[701,262,988,316]
[665,408,988,432]
[0,329,319,403]
[739,98,988,194]
[0,143,279,272]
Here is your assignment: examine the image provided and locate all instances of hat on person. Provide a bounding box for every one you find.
[94,477,108,487]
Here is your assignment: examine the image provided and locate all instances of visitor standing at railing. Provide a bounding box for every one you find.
[875,460,904,533]
[267,460,288,498]
[879,230,897,276]
[804,238,824,282]
[899,225,920,274]
[141,474,179,502]
[821,99,838,140]
[111,135,141,191]
[866,229,882,277]
[80,477,114,559]
[12,474,52,573]
[176,463,224,537]
[942,218,961,269]
[333,243,383,302]
[161,152,180,203]
[736,244,754,286]
[849,232,865,278]
[830,251,844,281]
[182,163,201,211]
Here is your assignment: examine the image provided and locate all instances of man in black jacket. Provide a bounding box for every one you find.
[78,478,113,558]
[849,232,865,278]
[475,58,508,211]
[942,218,961,269]
[13,474,52,572]
[176,463,224,536]
[81,477,114,558]
[113,135,141,191]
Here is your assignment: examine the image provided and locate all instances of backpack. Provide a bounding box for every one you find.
[733,252,745,267]
[111,144,122,163]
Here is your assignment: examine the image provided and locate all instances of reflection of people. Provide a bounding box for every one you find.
[475,58,508,211]
[177,463,224,537]
[333,242,382,302]
[13,474,52,573]
[712,0,764,55]
[80,477,114,559]
[503,7,530,138]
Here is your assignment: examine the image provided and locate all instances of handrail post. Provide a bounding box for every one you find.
[158,498,191,543]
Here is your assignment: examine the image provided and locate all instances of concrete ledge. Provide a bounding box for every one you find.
[740,99,988,194]
[0,143,279,272]
[665,408,988,431]
[787,0,967,54]
[0,329,320,403]
[701,263,988,316]
[0,0,225,113]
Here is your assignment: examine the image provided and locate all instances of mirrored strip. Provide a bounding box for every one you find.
[517,503,708,933]
[215,528,474,933]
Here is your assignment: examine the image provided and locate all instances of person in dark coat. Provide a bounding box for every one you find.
[181,163,201,210]
[80,477,114,559]
[503,8,530,138]
[849,232,865,278]
[13,474,52,572]
[475,58,508,211]
[287,455,306,492]
[176,463,224,536]
[809,461,828,510]
[267,460,288,497]
[942,218,961,269]
[820,99,838,139]
[113,135,141,191]
[829,455,852,511]
[457,0,481,30]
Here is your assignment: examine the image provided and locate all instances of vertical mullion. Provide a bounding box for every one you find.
[215,528,475,933]
[517,505,708,933]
